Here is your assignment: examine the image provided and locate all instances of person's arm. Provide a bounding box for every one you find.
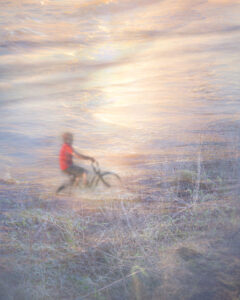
[72,149,95,162]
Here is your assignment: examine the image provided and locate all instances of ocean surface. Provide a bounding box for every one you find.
[0,0,240,198]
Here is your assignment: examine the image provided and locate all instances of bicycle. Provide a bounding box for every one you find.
[56,161,121,195]
[86,161,121,189]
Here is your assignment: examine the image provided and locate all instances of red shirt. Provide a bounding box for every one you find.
[59,143,73,170]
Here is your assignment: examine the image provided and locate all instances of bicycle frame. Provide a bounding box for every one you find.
[87,161,112,188]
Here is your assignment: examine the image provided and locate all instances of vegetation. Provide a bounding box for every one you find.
[0,159,240,299]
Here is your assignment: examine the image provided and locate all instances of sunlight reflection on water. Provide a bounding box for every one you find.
[0,0,240,198]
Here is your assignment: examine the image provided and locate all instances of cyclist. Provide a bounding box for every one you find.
[56,132,95,194]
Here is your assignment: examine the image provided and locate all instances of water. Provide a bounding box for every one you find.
[0,0,240,196]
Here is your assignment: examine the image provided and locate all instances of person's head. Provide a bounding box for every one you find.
[62,132,73,145]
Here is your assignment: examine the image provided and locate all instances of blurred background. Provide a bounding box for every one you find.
[0,0,240,198]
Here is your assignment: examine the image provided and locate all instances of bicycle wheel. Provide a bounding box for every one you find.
[95,172,121,188]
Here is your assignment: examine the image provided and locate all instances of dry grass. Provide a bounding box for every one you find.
[0,162,240,300]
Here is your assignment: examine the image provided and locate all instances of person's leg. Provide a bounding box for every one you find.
[56,184,66,194]
[56,172,76,195]
[82,172,87,186]
[66,165,88,187]
[56,178,73,194]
